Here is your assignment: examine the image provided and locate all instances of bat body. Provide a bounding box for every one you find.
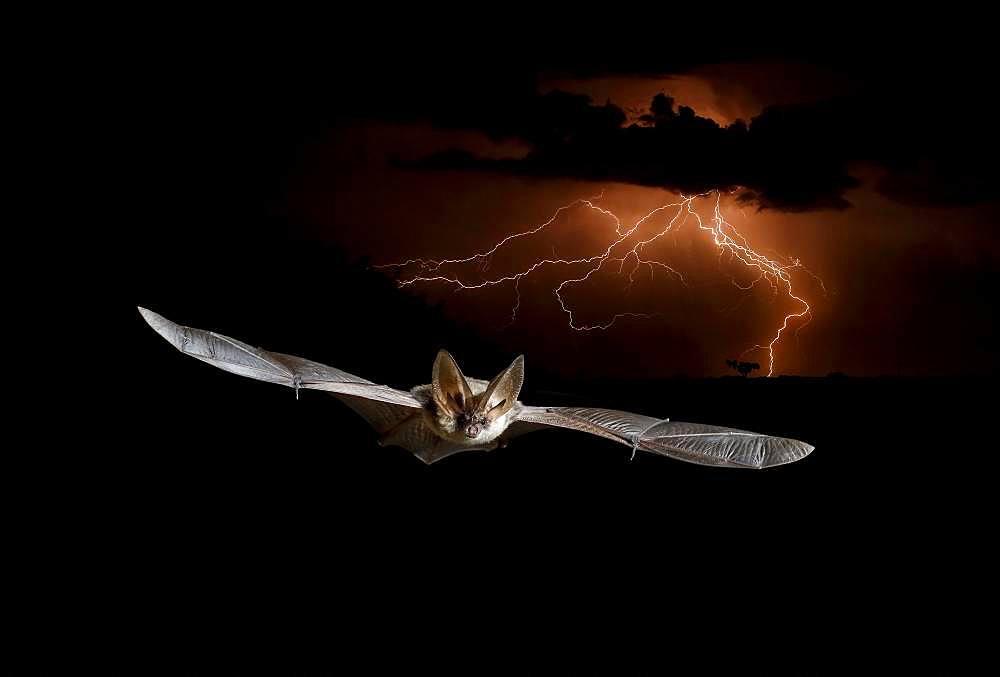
[138,307,814,468]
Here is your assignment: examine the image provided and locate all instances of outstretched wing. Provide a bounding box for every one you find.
[138,307,443,459]
[511,406,813,469]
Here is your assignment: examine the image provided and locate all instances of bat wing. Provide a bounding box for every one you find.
[510,406,813,469]
[138,307,450,460]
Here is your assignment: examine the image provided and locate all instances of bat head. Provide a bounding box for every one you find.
[432,350,524,440]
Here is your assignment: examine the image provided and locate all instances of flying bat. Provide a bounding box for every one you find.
[138,307,814,468]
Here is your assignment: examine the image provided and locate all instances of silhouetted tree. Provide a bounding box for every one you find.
[726,359,761,377]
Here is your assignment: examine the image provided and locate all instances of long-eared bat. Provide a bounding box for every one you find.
[138,307,814,468]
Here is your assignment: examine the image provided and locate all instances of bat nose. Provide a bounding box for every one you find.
[465,424,481,438]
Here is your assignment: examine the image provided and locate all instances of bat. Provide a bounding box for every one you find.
[138,307,814,468]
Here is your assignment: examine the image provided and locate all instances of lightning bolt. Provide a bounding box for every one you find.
[377,189,823,376]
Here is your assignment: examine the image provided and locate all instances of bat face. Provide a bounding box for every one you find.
[419,350,525,446]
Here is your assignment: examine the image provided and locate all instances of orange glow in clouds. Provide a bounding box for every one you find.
[380,189,823,376]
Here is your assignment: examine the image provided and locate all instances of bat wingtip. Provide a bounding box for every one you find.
[137,306,183,348]
[760,440,815,469]
[138,306,166,329]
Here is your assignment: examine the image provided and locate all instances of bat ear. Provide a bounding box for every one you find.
[478,355,525,422]
[432,349,474,417]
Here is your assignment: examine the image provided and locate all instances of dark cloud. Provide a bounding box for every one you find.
[408,90,858,211]
[407,81,999,211]
[132,14,1000,212]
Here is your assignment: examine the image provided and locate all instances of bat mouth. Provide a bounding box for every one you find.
[464,423,482,438]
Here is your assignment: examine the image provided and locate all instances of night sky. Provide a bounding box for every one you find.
[25,11,996,667]
[130,16,999,380]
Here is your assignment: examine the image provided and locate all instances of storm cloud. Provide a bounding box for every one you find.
[410,87,999,212]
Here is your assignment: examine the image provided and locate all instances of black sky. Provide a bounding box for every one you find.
[121,16,1000,378]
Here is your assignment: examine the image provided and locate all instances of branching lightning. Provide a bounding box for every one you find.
[377,190,823,376]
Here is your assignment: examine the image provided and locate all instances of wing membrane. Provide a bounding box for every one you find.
[514,406,813,469]
[139,307,420,409]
